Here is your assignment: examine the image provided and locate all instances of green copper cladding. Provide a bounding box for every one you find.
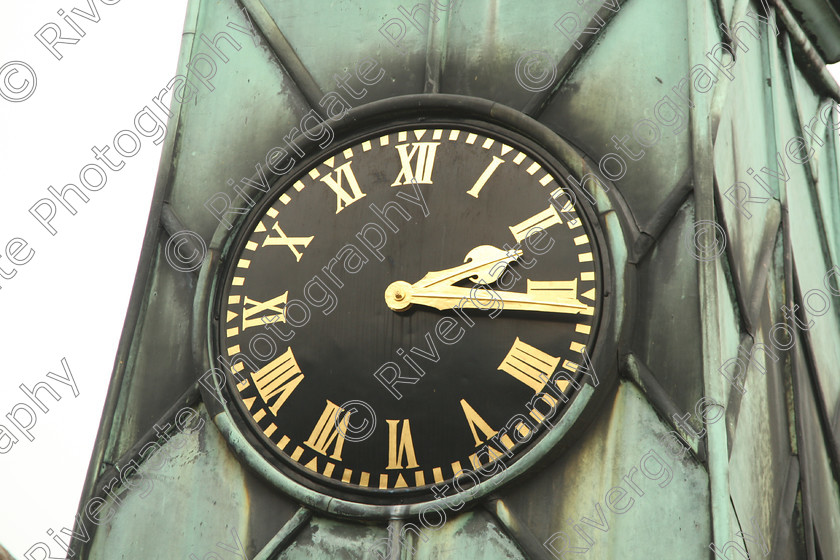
[70,0,840,558]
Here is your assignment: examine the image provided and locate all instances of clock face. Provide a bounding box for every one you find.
[215,121,605,504]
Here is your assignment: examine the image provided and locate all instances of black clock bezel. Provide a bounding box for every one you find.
[194,94,625,516]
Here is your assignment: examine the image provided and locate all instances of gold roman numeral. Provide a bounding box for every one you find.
[252,347,303,415]
[460,399,513,446]
[262,222,314,261]
[527,279,578,301]
[320,161,366,214]
[392,142,439,186]
[466,156,504,198]
[242,292,287,330]
[386,419,419,470]
[304,400,349,460]
[509,206,563,243]
[498,337,561,392]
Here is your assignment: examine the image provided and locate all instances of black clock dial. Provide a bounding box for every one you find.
[217,123,603,503]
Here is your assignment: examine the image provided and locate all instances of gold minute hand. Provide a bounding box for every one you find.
[417,283,587,313]
[386,261,589,313]
[388,286,587,313]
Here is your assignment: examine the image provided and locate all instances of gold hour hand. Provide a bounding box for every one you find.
[385,245,519,312]
[412,245,522,288]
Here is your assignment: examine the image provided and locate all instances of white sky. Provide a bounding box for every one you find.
[0,3,839,559]
[0,1,188,557]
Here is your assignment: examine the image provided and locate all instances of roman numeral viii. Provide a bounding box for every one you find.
[252,347,303,415]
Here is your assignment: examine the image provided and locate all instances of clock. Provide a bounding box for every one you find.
[203,95,614,511]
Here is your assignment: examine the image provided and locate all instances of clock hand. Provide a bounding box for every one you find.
[385,279,587,313]
[412,245,522,288]
[385,242,589,314]
[384,245,519,311]
[385,245,522,311]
